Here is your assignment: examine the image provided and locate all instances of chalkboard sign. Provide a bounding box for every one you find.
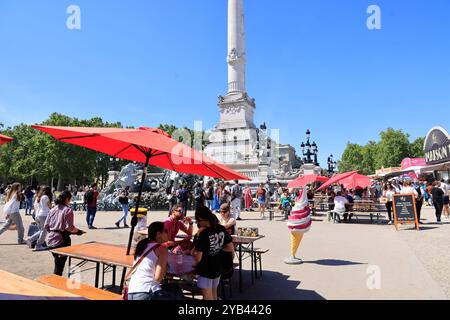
[392,194,419,231]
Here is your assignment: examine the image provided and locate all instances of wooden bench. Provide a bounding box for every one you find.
[35,275,122,300]
[252,248,269,278]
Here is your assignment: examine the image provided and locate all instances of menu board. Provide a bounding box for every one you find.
[392,194,419,231]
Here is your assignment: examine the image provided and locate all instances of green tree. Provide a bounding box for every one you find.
[338,143,364,173]
[375,128,411,168]
[360,141,378,175]
[409,137,425,158]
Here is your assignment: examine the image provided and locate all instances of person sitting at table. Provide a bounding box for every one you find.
[334,191,351,223]
[191,206,235,301]
[217,203,236,235]
[128,222,184,300]
[44,191,85,276]
[164,204,194,250]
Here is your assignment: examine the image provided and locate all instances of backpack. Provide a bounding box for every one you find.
[84,190,94,204]
[118,192,128,204]
[178,189,189,202]
[231,185,243,200]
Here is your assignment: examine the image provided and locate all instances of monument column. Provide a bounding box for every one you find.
[227,0,246,94]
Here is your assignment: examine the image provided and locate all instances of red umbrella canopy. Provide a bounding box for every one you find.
[287,174,329,189]
[316,171,359,191]
[340,173,372,189]
[31,125,250,181]
[0,134,13,145]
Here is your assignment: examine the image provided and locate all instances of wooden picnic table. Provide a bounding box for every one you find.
[50,241,195,291]
[0,270,84,300]
[231,235,265,293]
[136,230,265,293]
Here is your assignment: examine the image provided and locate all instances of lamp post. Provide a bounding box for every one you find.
[327,154,337,176]
[301,129,318,165]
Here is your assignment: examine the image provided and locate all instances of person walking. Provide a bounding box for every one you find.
[176,184,190,216]
[45,191,85,275]
[193,183,206,210]
[0,183,26,244]
[27,186,53,251]
[230,180,243,221]
[256,183,267,219]
[243,186,253,212]
[84,183,99,229]
[413,180,424,224]
[191,206,234,301]
[383,182,397,225]
[116,186,130,228]
[205,181,214,211]
[431,181,444,224]
[440,179,450,218]
[23,186,35,216]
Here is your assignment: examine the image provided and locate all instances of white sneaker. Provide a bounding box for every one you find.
[387,221,393,225]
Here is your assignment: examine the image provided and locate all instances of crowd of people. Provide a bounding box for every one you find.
[311,178,450,225]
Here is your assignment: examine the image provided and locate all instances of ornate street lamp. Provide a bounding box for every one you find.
[327,154,337,175]
[301,129,318,165]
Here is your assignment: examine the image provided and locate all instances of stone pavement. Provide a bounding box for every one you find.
[0,205,448,300]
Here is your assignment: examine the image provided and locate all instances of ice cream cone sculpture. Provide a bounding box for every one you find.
[284,189,312,265]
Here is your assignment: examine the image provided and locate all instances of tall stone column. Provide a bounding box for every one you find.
[227,0,246,94]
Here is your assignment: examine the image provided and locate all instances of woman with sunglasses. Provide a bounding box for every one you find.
[217,203,236,235]
[383,182,397,225]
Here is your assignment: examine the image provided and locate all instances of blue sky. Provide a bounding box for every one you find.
[0,0,449,166]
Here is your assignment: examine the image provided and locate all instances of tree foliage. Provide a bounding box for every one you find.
[0,114,212,189]
[338,128,425,175]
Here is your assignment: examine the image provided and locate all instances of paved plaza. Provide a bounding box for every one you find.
[0,205,448,300]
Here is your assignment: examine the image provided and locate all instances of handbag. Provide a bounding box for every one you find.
[122,243,161,300]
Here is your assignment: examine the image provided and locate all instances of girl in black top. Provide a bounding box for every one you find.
[192,206,234,300]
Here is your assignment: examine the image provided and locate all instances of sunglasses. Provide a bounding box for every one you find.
[220,210,229,213]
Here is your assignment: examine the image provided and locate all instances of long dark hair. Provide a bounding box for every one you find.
[6,183,22,202]
[195,206,218,231]
[55,190,72,206]
[134,222,165,259]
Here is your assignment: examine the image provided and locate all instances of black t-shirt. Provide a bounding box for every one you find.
[431,187,444,204]
[194,224,233,279]
[206,187,214,200]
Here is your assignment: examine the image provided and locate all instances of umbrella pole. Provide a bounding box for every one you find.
[126,153,151,256]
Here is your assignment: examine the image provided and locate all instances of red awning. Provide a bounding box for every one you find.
[287,174,329,188]
[0,134,13,145]
[32,125,250,181]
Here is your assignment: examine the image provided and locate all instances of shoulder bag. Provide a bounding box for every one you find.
[122,243,161,300]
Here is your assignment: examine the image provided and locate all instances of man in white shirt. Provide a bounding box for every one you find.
[334,191,350,223]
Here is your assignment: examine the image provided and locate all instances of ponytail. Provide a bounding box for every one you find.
[55,190,72,206]
[134,222,165,259]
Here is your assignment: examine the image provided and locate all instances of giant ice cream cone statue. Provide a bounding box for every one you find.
[284,188,312,265]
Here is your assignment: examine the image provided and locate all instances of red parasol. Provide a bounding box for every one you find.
[340,173,372,189]
[0,134,13,145]
[32,125,251,254]
[316,171,359,191]
[287,174,329,189]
